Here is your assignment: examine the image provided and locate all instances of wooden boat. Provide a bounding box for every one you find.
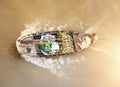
[16,30,97,57]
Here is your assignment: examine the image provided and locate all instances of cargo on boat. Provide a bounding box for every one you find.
[16,30,97,57]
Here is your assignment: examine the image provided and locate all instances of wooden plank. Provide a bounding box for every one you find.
[72,32,81,52]
[20,40,43,44]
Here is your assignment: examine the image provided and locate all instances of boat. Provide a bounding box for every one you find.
[16,30,97,57]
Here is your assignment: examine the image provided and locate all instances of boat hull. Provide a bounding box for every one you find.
[16,30,95,57]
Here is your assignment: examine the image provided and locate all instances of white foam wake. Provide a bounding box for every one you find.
[22,54,83,78]
[17,19,99,79]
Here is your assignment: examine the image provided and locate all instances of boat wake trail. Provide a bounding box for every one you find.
[18,19,98,79]
[22,55,83,79]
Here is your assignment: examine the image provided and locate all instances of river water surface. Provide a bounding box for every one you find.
[0,0,120,87]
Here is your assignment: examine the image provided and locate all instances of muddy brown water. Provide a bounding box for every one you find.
[0,0,120,87]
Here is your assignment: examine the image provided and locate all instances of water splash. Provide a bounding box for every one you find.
[21,20,68,36]
[22,54,82,79]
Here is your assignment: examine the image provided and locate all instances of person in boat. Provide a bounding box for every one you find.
[89,33,98,43]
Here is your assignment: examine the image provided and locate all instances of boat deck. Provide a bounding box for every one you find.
[34,31,75,57]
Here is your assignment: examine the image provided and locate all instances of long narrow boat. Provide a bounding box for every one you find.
[16,30,97,57]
